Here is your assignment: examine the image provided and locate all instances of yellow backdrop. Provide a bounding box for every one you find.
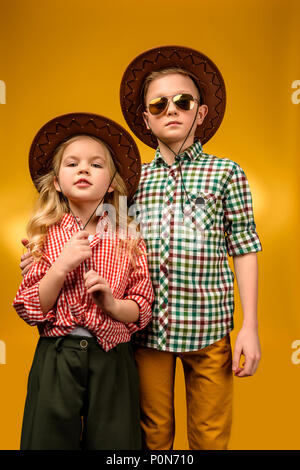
[1,0,299,450]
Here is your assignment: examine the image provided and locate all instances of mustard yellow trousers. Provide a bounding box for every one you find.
[134,334,233,450]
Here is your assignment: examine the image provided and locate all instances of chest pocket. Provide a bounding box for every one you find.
[185,192,217,231]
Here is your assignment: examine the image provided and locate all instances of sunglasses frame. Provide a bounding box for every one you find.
[146,93,199,115]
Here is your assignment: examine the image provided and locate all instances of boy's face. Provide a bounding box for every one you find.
[143,73,208,148]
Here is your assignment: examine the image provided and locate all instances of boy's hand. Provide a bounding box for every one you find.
[20,239,34,276]
[232,325,261,377]
[54,231,92,275]
[84,270,117,315]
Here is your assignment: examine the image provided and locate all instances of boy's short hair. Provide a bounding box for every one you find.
[142,67,202,108]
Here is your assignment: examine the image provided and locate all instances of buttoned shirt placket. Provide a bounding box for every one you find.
[157,163,177,350]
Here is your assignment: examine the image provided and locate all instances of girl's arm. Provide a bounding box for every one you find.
[39,231,92,313]
[232,252,261,377]
[13,256,54,326]
[84,239,154,326]
[84,270,140,322]
[38,261,68,313]
[113,299,140,322]
[13,231,92,324]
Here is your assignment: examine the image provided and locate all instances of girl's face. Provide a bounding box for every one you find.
[143,73,208,147]
[54,136,114,207]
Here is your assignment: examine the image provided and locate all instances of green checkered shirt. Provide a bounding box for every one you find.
[130,141,262,352]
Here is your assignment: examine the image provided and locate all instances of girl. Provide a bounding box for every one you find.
[13,112,154,450]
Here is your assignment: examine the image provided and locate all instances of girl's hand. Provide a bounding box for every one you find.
[55,231,92,275]
[84,270,117,315]
[232,325,261,377]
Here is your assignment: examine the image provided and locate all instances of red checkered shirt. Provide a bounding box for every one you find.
[13,213,154,351]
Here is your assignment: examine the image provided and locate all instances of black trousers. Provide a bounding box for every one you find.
[20,335,141,450]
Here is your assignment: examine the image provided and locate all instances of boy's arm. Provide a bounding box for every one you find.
[20,239,33,276]
[232,252,261,377]
[222,162,262,377]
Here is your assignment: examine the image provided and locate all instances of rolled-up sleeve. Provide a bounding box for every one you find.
[123,240,154,331]
[223,164,262,257]
[13,255,56,326]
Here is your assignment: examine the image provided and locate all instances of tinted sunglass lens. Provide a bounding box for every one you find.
[148,94,196,115]
[149,97,168,115]
[174,94,195,110]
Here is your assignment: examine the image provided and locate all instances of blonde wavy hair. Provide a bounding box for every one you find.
[27,135,141,261]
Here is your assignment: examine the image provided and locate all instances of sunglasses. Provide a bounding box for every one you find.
[147,93,199,115]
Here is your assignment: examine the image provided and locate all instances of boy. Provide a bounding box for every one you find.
[119,46,262,450]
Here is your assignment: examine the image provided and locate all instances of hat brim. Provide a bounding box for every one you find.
[120,45,226,148]
[29,112,141,201]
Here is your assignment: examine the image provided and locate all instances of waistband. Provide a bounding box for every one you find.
[38,335,131,353]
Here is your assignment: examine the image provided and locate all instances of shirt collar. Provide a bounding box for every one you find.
[60,213,82,230]
[151,140,204,167]
[59,211,112,239]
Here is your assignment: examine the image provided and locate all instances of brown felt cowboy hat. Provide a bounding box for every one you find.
[29,112,141,201]
[120,45,226,148]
